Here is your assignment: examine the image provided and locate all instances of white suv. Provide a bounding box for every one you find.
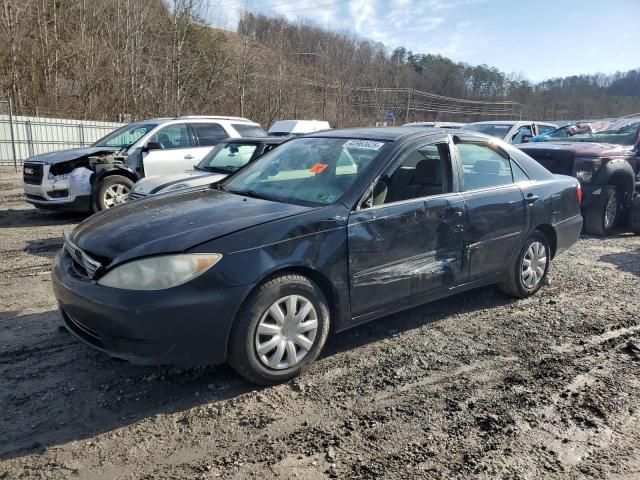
[22,116,265,212]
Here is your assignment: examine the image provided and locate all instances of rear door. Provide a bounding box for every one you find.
[143,123,195,176]
[190,123,230,163]
[453,136,528,283]
[347,137,466,317]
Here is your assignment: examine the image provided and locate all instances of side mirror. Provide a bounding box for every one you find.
[145,141,164,151]
[520,135,533,144]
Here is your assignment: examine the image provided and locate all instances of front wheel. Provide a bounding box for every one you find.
[499,231,550,299]
[227,274,330,385]
[93,175,134,212]
[583,185,619,236]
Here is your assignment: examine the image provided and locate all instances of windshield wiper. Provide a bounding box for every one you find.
[227,189,283,203]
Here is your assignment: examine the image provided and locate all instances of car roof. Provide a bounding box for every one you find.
[306,126,447,141]
[466,120,520,126]
[226,136,288,144]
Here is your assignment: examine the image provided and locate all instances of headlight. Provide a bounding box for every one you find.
[574,157,603,183]
[97,253,222,290]
[161,183,189,193]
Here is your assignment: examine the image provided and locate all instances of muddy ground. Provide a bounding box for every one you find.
[0,166,639,479]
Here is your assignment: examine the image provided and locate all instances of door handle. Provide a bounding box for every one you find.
[184,154,195,160]
[526,193,539,204]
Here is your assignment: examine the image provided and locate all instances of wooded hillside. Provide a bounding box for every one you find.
[1,1,638,127]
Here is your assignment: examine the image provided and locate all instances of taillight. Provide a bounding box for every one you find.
[577,184,582,203]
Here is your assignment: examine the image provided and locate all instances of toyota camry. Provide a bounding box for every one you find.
[53,127,582,384]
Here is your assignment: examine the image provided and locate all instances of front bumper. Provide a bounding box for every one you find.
[52,250,253,366]
[23,164,93,212]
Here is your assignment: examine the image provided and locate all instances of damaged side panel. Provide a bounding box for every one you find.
[347,194,466,318]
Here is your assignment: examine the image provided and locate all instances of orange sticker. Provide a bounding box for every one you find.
[309,163,328,173]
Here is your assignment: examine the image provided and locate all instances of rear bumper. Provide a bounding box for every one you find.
[52,251,253,367]
[554,213,583,257]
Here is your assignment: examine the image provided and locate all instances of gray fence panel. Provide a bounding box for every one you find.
[0,114,124,165]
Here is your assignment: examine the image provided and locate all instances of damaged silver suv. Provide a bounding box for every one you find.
[22,116,265,212]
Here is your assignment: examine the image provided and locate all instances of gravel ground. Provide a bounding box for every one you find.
[1,166,639,479]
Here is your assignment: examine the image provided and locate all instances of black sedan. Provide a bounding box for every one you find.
[53,128,583,384]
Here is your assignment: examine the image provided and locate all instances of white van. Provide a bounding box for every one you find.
[268,120,331,137]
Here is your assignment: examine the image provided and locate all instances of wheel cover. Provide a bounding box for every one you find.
[103,183,130,209]
[255,295,318,370]
[521,241,547,290]
[604,192,618,230]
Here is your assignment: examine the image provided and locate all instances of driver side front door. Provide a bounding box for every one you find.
[347,138,466,319]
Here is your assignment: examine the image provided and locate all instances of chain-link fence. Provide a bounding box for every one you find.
[0,99,124,170]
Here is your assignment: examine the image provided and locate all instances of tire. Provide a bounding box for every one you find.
[583,185,619,236]
[630,196,640,235]
[93,175,134,212]
[227,274,330,385]
[499,231,551,299]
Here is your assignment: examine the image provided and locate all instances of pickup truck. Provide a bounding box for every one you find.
[518,118,640,236]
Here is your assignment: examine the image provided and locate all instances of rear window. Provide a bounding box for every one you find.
[232,124,267,137]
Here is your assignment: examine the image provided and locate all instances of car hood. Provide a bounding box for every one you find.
[71,189,314,265]
[132,170,226,194]
[26,146,120,165]
[519,141,633,157]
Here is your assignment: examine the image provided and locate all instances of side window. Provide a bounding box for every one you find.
[192,123,228,147]
[377,143,452,205]
[458,143,513,190]
[512,125,533,144]
[511,160,530,182]
[538,124,556,135]
[149,124,191,149]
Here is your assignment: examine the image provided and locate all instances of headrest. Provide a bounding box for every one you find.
[473,160,501,175]
[414,159,442,185]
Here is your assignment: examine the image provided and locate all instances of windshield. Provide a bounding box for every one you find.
[92,123,157,148]
[223,137,387,206]
[196,142,259,174]
[463,123,513,138]
[536,120,640,145]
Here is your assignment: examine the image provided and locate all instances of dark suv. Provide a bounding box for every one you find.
[519,118,640,236]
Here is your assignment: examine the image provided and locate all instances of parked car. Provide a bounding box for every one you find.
[463,121,557,144]
[128,137,287,200]
[22,116,265,212]
[53,127,582,384]
[403,121,466,129]
[267,120,330,137]
[519,118,640,236]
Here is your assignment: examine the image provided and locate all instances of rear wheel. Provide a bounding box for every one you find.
[94,175,134,212]
[227,274,330,385]
[499,231,550,299]
[583,185,619,236]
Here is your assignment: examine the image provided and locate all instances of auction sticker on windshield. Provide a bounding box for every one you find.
[343,140,385,150]
[309,163,329,173]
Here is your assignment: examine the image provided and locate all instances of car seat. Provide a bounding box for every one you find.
[393,159,444,201]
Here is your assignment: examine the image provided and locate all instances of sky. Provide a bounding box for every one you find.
[206,0,640,83]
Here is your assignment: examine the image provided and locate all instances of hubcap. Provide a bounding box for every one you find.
[255,295,318,370]
[604,192,617,229]
[521,241,547,289]
[103,183,130,208]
